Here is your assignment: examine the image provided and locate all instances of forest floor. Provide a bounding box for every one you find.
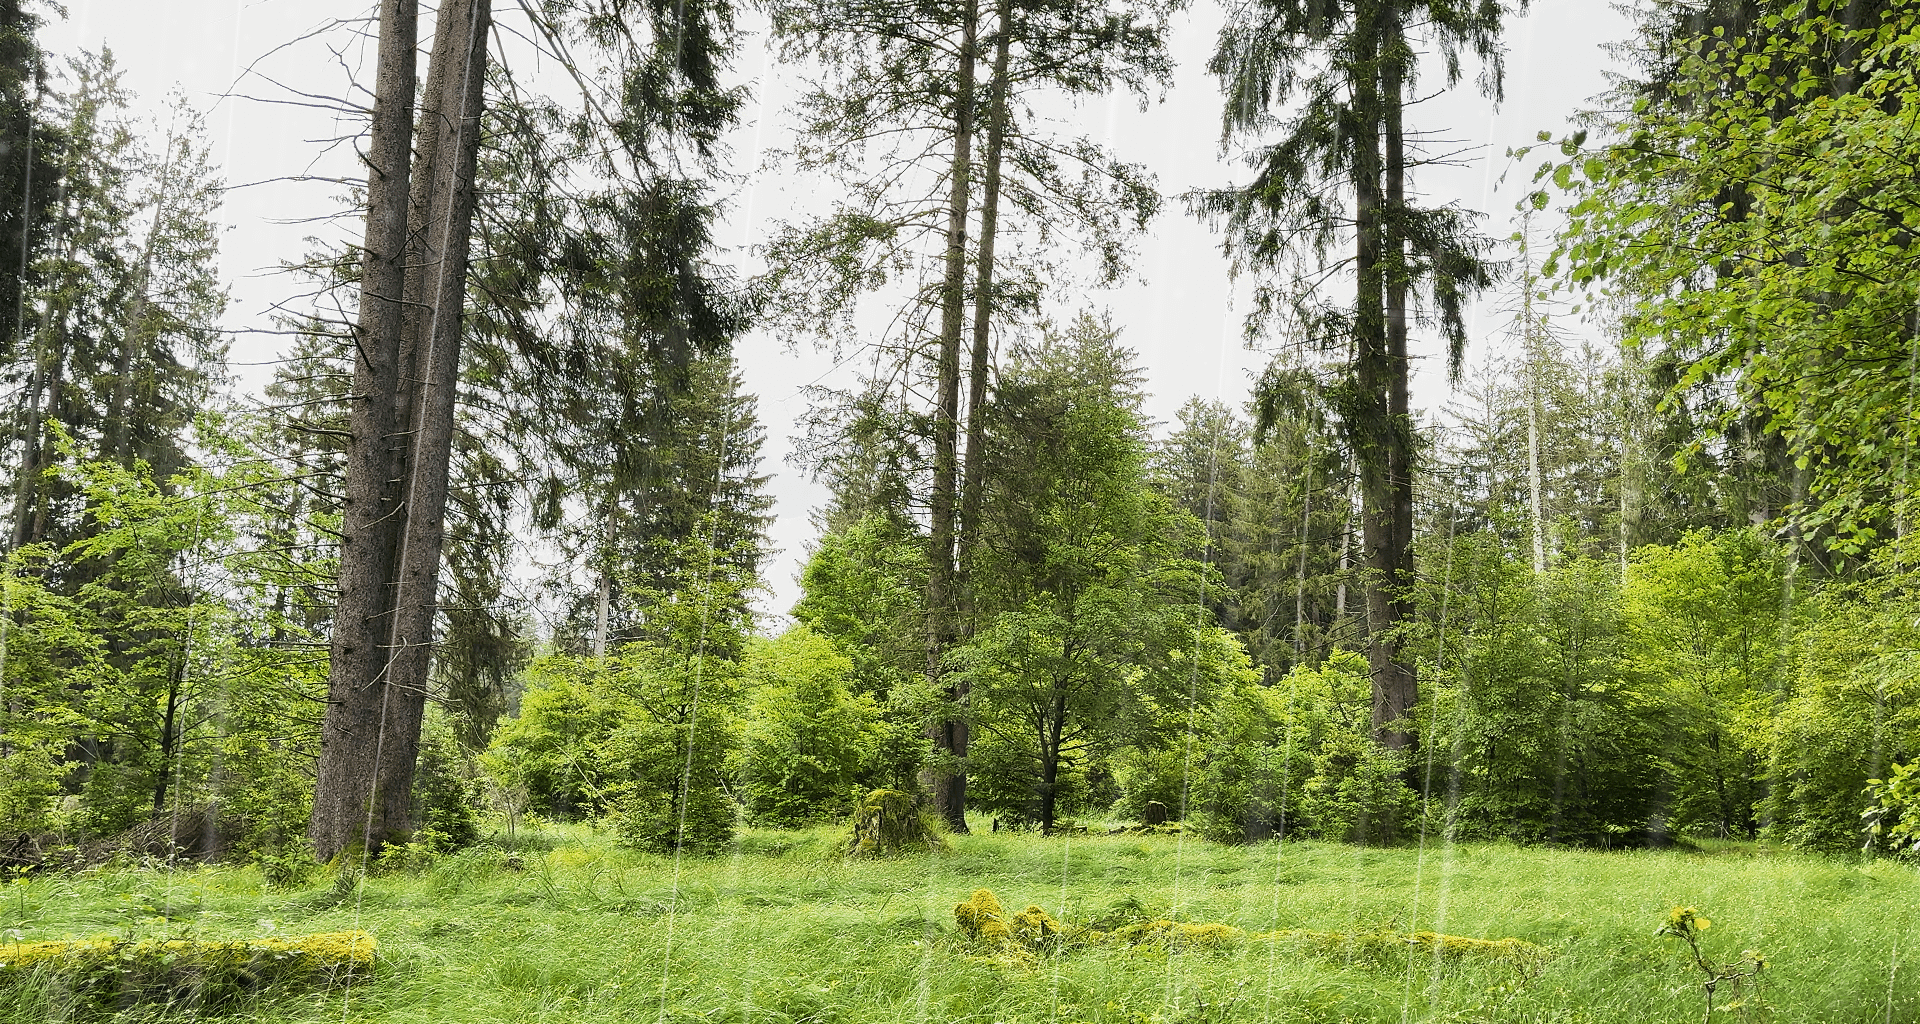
[2,821,1916,1023]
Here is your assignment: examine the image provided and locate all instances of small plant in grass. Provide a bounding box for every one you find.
[1656,906,1766,1024]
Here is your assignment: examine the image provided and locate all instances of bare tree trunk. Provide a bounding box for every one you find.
[959,0,1011,589]
[1521,228,1547,576]
[310,0,419,862]
[924,0,978,833]
[374,0,492,853]
[1294,464,1312,658]
[1528,377,1545,575]
[311,0,490,861]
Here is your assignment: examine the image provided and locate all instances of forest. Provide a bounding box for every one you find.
[2,0,1920,1021]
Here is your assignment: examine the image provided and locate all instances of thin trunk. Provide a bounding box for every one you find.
[6,78,43,552]
[925,0,978,833]
[8,348,46,548]
[595,573,610,659]
[959,0,1011,592]
[10,224,65,549]
[595,500,616,660]
[1336,503,1350,619]
[150,659,182,814]
[1040,689,1066,834]
[1528,364,1545,575]
[1522,229,1547,576]
[24,343,60,546]
[1294,464,1312,658]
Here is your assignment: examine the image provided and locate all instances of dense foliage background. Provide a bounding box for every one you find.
[3,0,1920,873]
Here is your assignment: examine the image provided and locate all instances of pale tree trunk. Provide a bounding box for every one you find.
[311,0,491,862]
[1294,464,1312,658]
[924,0,977,833]
[1521,226,1547,576]
[1528,356,1546,575]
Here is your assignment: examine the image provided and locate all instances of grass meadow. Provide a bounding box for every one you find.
[2,822,1916,1023]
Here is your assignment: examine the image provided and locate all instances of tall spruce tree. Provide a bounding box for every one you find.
[0,0,58,405]
[1198,0,1517,750]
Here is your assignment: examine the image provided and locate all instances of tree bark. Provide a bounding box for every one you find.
[310,0,418,862]
[959,0,1011,574]
[1373,3,1417,752]
[924,0,978,833]
[1353,2,1415,752]
[311,0,491,861]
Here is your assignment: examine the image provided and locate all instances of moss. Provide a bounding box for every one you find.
[848,789,944,858]
[954,888,1012,943]
[1269,926,1549,969]
[952,888,1547,969]
[1107,919,1247,950]
[0,930,376,1010]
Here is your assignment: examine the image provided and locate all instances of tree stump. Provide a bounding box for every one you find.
[848,789,942,857]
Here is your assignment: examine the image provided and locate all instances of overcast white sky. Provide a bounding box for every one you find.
[41,0,1636,623]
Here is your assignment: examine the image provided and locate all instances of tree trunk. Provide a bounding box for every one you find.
[1527,357,1546,575]
[959,0,1011,576]
[1040,690,1066,834]
[375,0,491,854]
[924,0,978,833]
[1354,3,1415,752]
[311,0,490,861]
[310,0,418,862]
[1294,463,1313,658]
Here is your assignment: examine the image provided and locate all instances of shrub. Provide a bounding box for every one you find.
[735,628,881,826]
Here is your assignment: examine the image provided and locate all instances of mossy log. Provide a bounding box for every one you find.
[953,888,1545,968]
[0,931,376,1010]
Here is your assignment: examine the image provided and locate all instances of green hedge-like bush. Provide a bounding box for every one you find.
[0,930,375,1012]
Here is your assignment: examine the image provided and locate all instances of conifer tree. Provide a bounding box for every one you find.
[1198,0,1518,750]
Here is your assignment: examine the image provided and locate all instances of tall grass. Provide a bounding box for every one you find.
[3,823,1915,1022]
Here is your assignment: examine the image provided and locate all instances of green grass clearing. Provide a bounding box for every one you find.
[2,823,1915,1023]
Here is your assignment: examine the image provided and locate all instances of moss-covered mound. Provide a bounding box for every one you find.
[0,930,375,1012]
[954,888,1546,969]
[848,789,945,858]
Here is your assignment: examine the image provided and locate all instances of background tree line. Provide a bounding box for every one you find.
[4,0,1920,866]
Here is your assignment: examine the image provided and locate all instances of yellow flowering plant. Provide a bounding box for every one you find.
[1656,906,1765,1024]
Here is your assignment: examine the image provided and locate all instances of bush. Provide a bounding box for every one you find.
[411,706,480,853]
[1299,733,1417,844]
[605,712,736,855]
[735,628,881,826]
